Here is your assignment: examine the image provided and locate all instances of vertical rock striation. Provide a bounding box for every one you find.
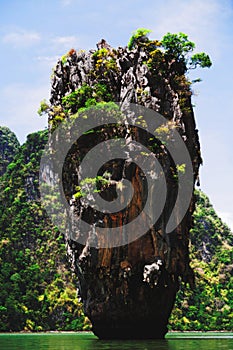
[46,38,202,339]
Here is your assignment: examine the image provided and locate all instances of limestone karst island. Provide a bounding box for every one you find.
[0,30,232,338]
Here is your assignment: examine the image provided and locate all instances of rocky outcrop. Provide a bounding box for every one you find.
[46,38,202,339]
[0,126,20,177]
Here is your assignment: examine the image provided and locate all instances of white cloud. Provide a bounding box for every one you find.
[36,55,60,68]
[61,0,74,6]
[52,35,80,51]
[0,83,49,144]
[147,0,232,59]
[2,29,41,48]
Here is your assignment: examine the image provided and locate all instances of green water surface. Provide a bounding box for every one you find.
[0,332,233,350]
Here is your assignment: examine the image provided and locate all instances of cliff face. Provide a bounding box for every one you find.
[0,126,20,177]
[45,37,202,339]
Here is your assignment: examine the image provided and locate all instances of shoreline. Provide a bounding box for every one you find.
[0,330,232,335]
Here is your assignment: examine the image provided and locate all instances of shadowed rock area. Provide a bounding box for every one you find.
[45,36,203,339]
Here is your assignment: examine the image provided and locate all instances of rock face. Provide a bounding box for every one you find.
[0,126,20,177]
[47,39,202,339]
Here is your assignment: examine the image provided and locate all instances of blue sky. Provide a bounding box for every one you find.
[0,0,233,230]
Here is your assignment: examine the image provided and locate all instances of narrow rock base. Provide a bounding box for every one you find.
[92,323,168,340]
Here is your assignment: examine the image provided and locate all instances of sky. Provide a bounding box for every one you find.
[0,0,233,231]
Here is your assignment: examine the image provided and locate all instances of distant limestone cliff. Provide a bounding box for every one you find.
[0,126,20,177]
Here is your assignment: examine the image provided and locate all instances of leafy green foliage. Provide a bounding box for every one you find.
[38,82,114,131]
[190,53,212,69]
[37,99,50,116]
[161,32,212,71]
[92,47,119,79]
[62,84,93,113]
[128,28,152,50]
[62,83,113,115]
[74,175,111,199]
[128,29,212,73]
[92,48,109,58]
[161,32,195,59]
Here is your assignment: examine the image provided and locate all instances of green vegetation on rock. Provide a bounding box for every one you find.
[128,29,212,74]
[62,82,113,114]
[161,32,212,70]
[0,131,232,331]
[128,28,152,50]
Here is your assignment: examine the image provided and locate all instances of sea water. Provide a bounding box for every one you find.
[0,332,233,350]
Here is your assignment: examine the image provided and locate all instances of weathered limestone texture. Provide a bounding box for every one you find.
[48,39,201,339]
